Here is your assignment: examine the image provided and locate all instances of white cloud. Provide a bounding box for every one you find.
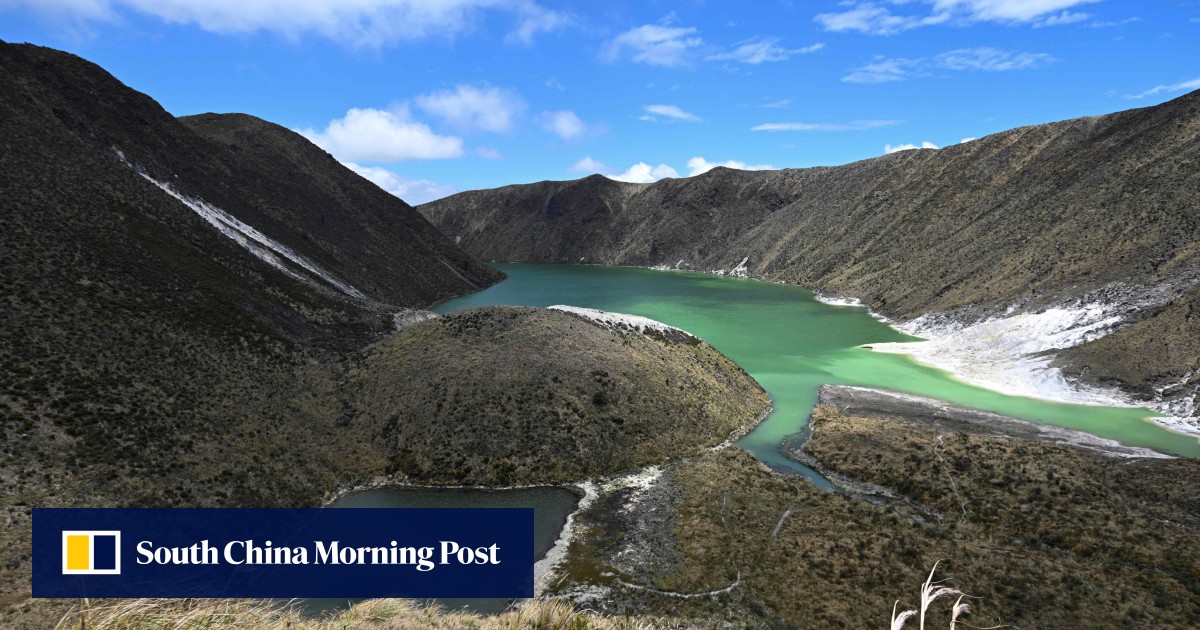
[611,162,679,183]
[816,3,949,35]
[762,99,792,109]
[844,47,1054,83]
[935,47,1054,71]
[414,84,525,133]
[885,141,939,154]
[569,156,609,174]
[538,110,587,141]
[960,137,978,143]
[297,107,463,162]
[569,156,678,183]
[816,0,1099,35]
[935,0,1099,23]
[843,57,920,84]
[343,162,456,205]
[686,157,774,176]
[640,104,701,122]
[1086,16,1141,28]
[8,0,571,48]
[505,5,572,45]
[601,24,703,67]
[751,119,900,132]
[570,155,773,182]
[1034,10,1090,27]
[476,146,503,159]
[707,38,823,64]
[1124,77,1200,99]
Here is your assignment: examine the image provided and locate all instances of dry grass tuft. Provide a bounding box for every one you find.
[55,597,661,630]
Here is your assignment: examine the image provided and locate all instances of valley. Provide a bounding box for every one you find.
[1,36,1198,630]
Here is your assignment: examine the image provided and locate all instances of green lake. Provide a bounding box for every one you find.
[434,263,1200,474]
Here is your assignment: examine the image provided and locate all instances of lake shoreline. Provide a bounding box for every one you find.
[806,384,1172,459]
[487,261,1199,443]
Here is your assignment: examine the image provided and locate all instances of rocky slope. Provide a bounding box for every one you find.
[420,91,1200,423]
[0,40,503,618]
[0,38,505,509]
[345,306,769,485]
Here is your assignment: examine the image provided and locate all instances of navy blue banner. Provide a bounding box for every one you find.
[33,508,534,599]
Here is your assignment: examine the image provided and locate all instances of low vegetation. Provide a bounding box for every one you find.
[55,597,664,630]
[345,306,769,485]
[550,405,1200,628]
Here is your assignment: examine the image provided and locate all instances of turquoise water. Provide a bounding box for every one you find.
[434,264,1200,469]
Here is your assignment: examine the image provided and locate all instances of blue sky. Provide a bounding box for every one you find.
[2,1,1198,204]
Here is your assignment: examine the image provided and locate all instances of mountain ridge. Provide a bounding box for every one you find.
[420,90,1200,418]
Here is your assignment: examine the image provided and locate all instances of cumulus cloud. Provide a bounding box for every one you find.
[611,162,680,183]
[816,0,1099,35]
[569,156,678,183]
[751,119,900,132]
[413,84,524,133]
[538,110,587,141]
[640,104,701,122]
[686,157,774,176]
[5,0,571,48]
[343,162,456,205]
[297,107,463,162]
[843,47,1054,83]
[601,23,703,67]
[707,38,823,64]
[1124,77,1200,99]
[571,156,771,182]
[885,141,939,154]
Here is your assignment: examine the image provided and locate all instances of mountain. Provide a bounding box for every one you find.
[420,92,1200,414]
[1,40,502,613]
[0,42,775,625]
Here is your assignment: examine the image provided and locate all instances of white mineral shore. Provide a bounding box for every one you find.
[548,305,695,338]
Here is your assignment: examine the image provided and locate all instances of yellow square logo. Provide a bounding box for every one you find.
[61,531,121,575]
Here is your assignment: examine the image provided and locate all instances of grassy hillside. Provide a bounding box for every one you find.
[345,307,770,485]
